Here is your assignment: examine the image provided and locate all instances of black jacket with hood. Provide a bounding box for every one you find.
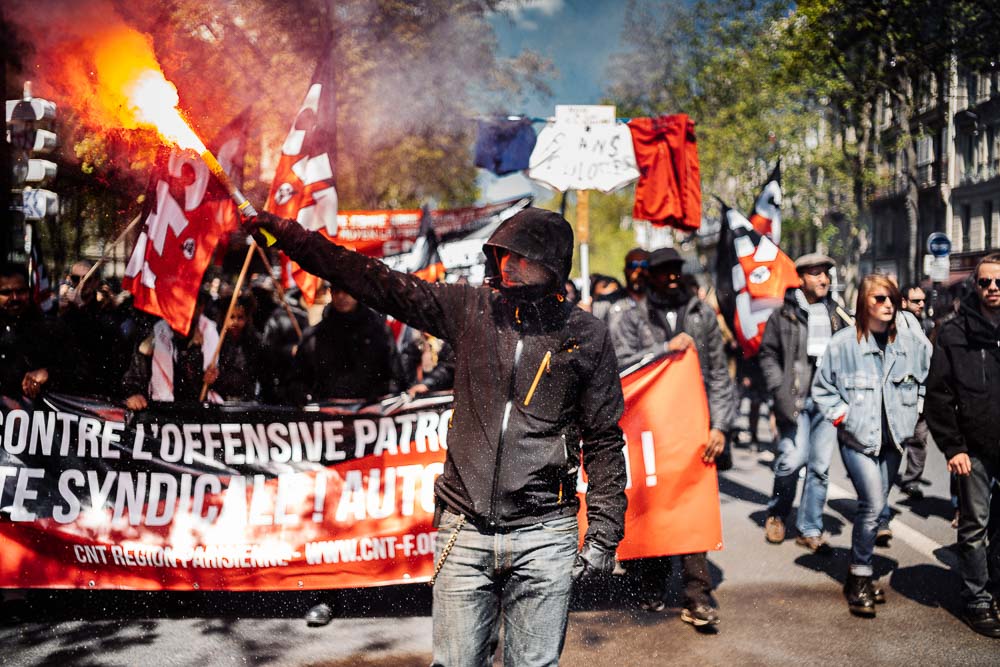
[262,208,627,551]
[924,295,1000,463]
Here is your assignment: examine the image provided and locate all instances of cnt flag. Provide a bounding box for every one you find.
[748,162,781,243]
[409,205,446,283]
[123,112,250,334]
[388,204,446,347]
[265,52,338,306]
[715,200,800,358]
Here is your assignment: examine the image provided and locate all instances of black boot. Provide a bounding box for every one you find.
[844,574,876,617]
[871,578,886,604]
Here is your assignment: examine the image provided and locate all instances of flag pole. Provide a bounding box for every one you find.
[200,243,255,401]
[76,212,143,294]
[253,243,303,340]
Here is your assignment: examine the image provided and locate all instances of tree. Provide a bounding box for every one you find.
[607,1,858,270]
[4,0,553,273]
[792,0,1000,284]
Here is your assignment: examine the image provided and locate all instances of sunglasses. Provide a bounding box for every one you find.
[872,294,892,304]
[0,287,30,297]
[977,277,1000,289]
[626,260,649,270]
[908,298,925,304]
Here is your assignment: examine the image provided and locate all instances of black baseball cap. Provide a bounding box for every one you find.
[648,247,684,269]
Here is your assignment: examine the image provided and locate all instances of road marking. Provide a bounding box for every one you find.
[826,481,954,566]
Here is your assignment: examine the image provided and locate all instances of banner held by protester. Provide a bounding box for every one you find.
[0,349,719,591]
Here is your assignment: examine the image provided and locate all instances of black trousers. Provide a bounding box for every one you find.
[632,552,713,608]
[955,451,1000,608]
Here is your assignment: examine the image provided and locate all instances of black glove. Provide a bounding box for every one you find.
[571,541,616,585]
[243,211,293,248]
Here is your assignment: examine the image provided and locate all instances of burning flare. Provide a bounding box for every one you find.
[86,25,264,234]
[125,70,206,152]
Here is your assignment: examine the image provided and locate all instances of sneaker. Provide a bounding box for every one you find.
[765,516,785,544]
[875,527,893,547]
[681,604,720,626]
[639,597,666,613]
[795,535,832,554]
[961,603,1000,638]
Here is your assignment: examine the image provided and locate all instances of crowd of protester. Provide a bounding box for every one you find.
[0,261,454,408]
[2,235,998,640]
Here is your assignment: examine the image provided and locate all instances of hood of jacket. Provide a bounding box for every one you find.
[483,207,574,295]
[958,294,1000,346]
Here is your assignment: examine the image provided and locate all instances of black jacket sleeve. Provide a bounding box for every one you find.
[276,223,474,344]
[923,333,965,460]
[578,327,628,550]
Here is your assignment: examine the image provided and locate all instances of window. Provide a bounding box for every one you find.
[965,134,978,180]
[986,201,995,248]
[967,72,979,106]
[989,125,998,175]
[962,204,972,250]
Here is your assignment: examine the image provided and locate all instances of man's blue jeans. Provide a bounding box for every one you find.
[431,510,579,667]
[768,399,836,537]
[840,444,902,576]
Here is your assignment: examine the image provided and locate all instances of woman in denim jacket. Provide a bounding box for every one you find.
[812,274,931,617]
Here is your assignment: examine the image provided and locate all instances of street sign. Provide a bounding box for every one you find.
[924,254,950,282]
[927,232,951,258]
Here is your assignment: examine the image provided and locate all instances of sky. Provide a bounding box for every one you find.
[481,0,628,202]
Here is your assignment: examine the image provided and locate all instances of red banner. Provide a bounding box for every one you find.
[0,350,720,591]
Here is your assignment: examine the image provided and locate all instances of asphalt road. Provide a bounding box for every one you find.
[2,408,997,666]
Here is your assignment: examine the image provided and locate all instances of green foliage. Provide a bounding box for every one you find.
[9,0,553,273]
[609,0,855,249]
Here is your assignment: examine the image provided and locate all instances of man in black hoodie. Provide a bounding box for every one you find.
[246,207,627,665]
[925,252,1000,639]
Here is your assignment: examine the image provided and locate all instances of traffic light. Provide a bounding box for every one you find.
[5,81,57,268]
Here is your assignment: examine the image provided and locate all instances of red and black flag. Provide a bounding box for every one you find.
[123,108,252,335]
[211,106,253,235]
[715,200,800,358]
[409,205,446,282]
[748,162,781,243]
[265,51,338,306]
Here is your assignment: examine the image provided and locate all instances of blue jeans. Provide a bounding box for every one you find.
[840,444,902,576]
[768,399,837,537]
[431,510,579,667]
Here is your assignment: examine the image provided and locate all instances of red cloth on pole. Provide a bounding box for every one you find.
[628,114,702,231]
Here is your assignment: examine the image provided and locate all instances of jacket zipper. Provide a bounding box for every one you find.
[488,337,523,527]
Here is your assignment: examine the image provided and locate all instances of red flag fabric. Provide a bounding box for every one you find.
[715,202,800,357]
[265,54,338,306]
[123,133,246,334]
[583,348,723,558]
[748,162,782,243]
[628,114,702,231]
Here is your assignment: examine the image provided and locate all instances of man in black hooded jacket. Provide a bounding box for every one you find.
[246,207,627,665]
[925,252,1000,639]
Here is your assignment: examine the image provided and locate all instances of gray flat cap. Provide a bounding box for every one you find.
[794,252,835,271]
